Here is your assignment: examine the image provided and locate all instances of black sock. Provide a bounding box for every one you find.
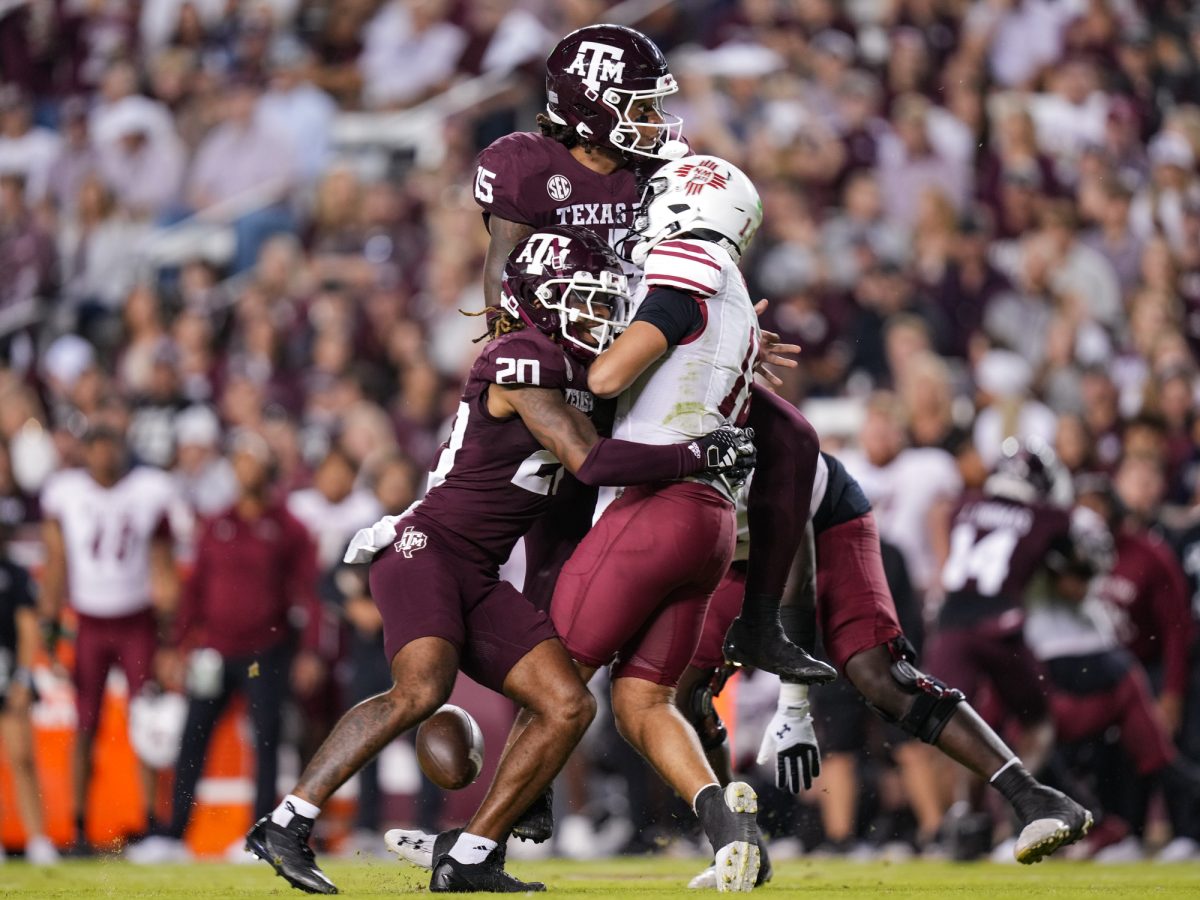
[991,762,1038,805]
[779,606,815,652]
[75,814,87,843]
[739,593,781,629]
[694,783,723,817]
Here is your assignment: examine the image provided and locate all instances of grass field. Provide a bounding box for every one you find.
[3,857,1199,898]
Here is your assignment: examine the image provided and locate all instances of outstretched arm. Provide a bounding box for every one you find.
[483,216,535,308]
[497,384,749,486]
[587,322,669,399]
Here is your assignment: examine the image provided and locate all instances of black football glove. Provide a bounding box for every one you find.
[695,425,756,484]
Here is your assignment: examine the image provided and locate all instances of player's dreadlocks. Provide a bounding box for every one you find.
[536,112,581,149]
[460,306,524,343]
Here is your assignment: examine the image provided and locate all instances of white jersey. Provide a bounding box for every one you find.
[611,238,760,503]
[41,467,183,618]
[840,447,962,593]
[288,487,383,571]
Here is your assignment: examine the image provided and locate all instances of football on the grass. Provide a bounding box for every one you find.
[416,704,485,790]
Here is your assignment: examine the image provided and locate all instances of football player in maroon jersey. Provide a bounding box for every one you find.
[683,446,1101,883]
[470,24,833,852]
[246,226,754,895]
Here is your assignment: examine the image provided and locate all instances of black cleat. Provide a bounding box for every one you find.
[723,617,837,684]
[1012,785,1093,864]
[430,850,546,893]
[512,787,554,843]
[245,814,338,894]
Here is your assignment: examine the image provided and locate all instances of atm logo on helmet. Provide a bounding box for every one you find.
[677,159,728,196]
[564,41,626,89]
[516,233,571,273]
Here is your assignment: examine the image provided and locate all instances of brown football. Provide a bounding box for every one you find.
[415,704,485,790]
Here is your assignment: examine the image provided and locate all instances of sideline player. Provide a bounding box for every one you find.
[40,413,183,853]
[246,225,754,894]
[682,442,1100,883]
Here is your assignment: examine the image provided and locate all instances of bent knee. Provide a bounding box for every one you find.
[389,682,451,723]
[845,648,910,719]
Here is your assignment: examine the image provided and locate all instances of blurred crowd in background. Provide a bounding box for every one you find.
[1,0,1200,868]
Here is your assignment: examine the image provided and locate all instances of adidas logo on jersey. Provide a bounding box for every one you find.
[394,526,428,558]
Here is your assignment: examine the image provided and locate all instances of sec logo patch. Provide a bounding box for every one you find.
[547,174,572,202]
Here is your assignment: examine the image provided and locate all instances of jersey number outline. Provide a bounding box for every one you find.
[474,167,497,204]
[941,523,1019,597]
[495,357,540,385]
[511,449,565,497]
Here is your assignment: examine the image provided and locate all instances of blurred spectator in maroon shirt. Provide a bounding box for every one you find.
[929,207,1008,359]
[0,172,56,318]
[1080,473,1195,736]
[145,431,326,860]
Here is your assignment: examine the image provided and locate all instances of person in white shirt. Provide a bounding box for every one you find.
[0,86,61,204]
[841,392,962,609]
[40,418,185,852]
[287,446,383,572]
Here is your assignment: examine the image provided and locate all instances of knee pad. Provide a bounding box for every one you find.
[686,671,728,751]
[867,639,964,745]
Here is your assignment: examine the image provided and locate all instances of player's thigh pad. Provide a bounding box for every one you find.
[116,609,158,697]
[462,578,558,694]
[552,482,734,675]
[815,514,903,673]
[73,614,121,733]
[369,529,469,666]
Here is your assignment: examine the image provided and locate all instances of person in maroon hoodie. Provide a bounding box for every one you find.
[1081,468,1195,732]
[128,430,325,862]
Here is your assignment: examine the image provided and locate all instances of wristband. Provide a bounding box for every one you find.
[779,682,809,707]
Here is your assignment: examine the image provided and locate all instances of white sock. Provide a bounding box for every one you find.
[692,782,721,814]
[989,758,1020,783]
[271,794,321,827]
[448,832,498,865]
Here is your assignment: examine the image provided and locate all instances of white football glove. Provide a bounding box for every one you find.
[756,683,821,793]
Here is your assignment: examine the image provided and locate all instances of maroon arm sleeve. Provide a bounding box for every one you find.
[574,436,704,487]
[1148,540,1195,697]
[744,385,819,600]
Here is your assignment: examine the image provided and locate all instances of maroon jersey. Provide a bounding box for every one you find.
[1091,530,1195,696]
[473,132,643,251]
[413,329,593,564]
[938,492,1074,628]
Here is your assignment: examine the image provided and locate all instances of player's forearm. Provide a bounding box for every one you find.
[573,436,705,487]
[15,607,38,671]
[780,523,819,660]
[588,322,669,399]
[484,216,535,307]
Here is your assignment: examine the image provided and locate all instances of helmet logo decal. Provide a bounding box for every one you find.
[515,233,571,272]
[677,159,728,196]
[546,174,572,202]
[564,41,626,89]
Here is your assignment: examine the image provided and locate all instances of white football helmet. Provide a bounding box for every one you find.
[630,155,763,266]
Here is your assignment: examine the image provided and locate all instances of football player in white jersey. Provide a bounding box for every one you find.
[550,156,769,892]
[40,419,185,851]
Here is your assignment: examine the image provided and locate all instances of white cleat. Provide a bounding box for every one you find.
[125,836,191,865]
[713,782,760,892]
[384,828,437,869]
[1014,810,1093,865]
[25,835,60,866]
[688,864,717,890]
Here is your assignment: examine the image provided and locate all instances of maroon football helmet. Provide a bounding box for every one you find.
[545,24,685,160]
[986,437,1074,508]
[501,225,629,361]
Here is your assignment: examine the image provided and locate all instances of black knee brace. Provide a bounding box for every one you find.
[687,671,728,751]
[868,638,965,745]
